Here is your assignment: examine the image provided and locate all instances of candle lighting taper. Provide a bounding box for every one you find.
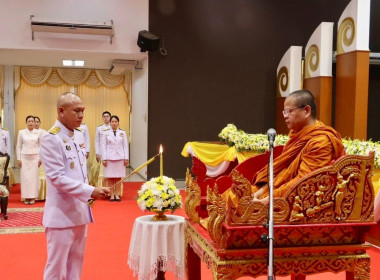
[87,153,160,207]
[159,144,163,178]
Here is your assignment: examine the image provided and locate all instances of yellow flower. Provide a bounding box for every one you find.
[146,197,155,207]
[146,189,153,197]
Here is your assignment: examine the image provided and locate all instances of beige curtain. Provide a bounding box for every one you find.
[77,84,130,164]
[18,67,131,92]
[15,67,130,164]
[15,80,68,135]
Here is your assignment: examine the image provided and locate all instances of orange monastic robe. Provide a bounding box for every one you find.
[254,121,345,198]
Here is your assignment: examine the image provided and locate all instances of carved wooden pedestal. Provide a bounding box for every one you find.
[185,220,371,280]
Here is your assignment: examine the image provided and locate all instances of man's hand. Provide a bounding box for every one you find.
[96,154,100,162]
[91,187,110,199]
[18,160,22,168]
[124,160,129,166]
[86,152,89,159]
[102,160,107,167]
[38,160,42,168]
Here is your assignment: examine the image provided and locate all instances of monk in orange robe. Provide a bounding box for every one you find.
[224,89,345,205]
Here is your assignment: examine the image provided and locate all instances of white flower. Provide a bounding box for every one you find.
[136,175,182,212]
[138,200,146,211]
[218,124,380,168]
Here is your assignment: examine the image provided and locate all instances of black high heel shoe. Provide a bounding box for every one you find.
[110,197,115,202]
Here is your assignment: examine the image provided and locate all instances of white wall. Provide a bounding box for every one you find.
[0,0,148,54]
[0,0,150,169]
[130,60,148,179]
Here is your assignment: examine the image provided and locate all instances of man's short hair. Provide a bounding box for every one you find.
[288,89,317,119]
[102,111,111,117]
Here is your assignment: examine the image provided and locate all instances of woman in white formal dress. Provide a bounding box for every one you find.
[16,115,43,204]
[34,116,47,135]
[101,115,129,202]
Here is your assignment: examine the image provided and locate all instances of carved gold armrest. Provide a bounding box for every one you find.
[185,168,201,223]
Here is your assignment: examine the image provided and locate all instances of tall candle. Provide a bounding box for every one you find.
[159,145,163,178]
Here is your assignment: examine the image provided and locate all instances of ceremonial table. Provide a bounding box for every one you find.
[128,215,185,280]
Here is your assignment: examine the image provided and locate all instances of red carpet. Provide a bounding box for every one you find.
[0,208,44,234]
[1,182,380,279]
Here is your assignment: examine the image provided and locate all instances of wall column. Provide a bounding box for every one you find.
[3,65,15,166]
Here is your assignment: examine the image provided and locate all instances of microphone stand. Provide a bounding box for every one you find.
[267,129,275,280]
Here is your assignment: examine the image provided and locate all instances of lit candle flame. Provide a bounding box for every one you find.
[159,144,163,154]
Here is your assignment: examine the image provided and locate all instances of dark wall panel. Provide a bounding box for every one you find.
[147,0,379,180]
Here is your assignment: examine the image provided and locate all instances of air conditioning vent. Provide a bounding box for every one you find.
[30,16,114,43]
[109,60,141,75]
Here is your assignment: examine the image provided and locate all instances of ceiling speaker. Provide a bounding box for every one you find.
[137,30,160,52]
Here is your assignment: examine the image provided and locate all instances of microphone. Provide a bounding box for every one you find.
[267,128,276,146]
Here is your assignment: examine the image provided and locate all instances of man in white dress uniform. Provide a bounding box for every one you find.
[78,123,90,158]
[40,92,109,280]
[0,117,11,220]
[0,117,11,156]
[94,111,111,162]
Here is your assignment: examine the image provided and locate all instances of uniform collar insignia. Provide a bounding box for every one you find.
[49,126,60,135]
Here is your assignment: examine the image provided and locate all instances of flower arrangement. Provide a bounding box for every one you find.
[137,176,182,212]
[218,123,289,152]
[343,138,380,169]
[218,124,380,168]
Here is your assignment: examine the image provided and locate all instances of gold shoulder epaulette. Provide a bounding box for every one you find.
[98,124,103,127]
[119,128,124,131]
[82,123,86,125]
[49,126,60,135]
[75,127,83,132]
[1,127,8,131]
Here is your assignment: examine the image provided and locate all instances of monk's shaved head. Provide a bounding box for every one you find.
[287,89,317,119]
[57,92,82,110]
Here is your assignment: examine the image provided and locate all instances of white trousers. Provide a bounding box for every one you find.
[44,225,87,280]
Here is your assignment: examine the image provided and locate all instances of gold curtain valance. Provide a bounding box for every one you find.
[19,66,129,89]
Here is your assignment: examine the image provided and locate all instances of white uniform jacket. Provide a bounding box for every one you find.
[94,123,110,156]
[0,127,11,156]
[101,129,129,161]
[78,124,90,153]
[16,128,42,160]
[40,120,94,228]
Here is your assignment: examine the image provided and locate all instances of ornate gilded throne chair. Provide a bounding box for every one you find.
[0,152,10,220]
[185,152,376,280]
[188,146,283,219]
